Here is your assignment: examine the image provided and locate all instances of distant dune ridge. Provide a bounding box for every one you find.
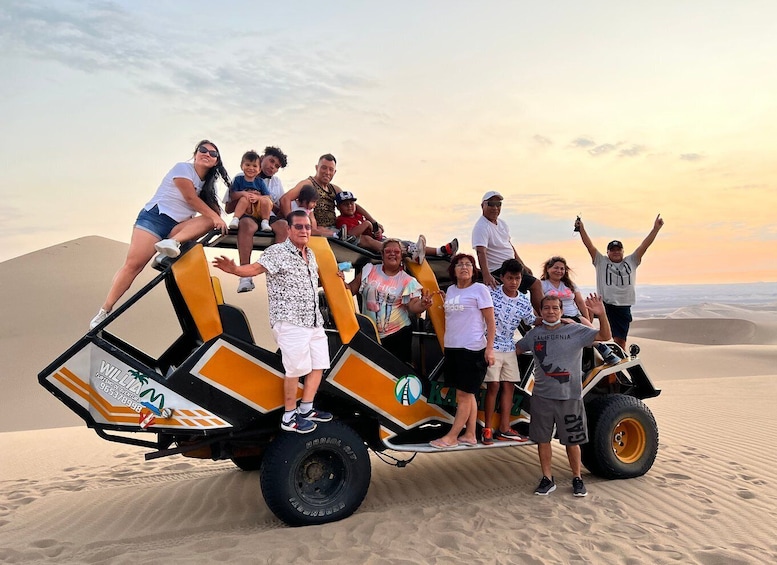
[1,237,776,563]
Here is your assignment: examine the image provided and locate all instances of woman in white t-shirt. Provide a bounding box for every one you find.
[540,256,590,324]
[90,140,230,329]
[430,253,495,449]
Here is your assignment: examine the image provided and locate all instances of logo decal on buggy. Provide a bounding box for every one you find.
[95,361,166,414]
[394,375,422,406]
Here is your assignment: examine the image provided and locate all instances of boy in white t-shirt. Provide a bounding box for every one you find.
[482,259,535,445]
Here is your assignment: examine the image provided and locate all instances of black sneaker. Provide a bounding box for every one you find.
[482,428,494,445]
[572,476,588,497]
[298,408,333,422]
[534,475,556,496]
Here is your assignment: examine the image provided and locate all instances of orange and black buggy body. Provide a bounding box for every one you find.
[40,232,660,526]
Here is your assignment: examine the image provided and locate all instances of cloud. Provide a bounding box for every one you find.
[569,139,651,159]
[571,137,596,148]
[0,1,374,121]
[533,134,553,145]
[618,144,645,157]
[680,153,704,161]
[588,143,619,156]
[0,1,158,72]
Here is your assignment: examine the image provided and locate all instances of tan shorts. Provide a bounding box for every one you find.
[484,350,520,383]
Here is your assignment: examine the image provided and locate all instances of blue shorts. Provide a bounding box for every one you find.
[604,303,633,340]
[134,205,179,239]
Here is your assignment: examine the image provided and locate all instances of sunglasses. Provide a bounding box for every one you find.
[291,223,312,231]
[197,146,219,158]
[485,201,502,207]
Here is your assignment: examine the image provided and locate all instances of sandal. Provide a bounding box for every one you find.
[429,438,458,449]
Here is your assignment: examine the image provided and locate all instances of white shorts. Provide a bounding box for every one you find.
[483,350,520,383]
[271,321,330,378]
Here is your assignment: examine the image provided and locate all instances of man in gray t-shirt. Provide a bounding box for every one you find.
[575,214,664,349]
[516,294,611,497]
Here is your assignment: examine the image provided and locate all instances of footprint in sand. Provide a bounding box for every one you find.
[736,489,756,500]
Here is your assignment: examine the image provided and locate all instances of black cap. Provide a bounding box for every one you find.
[607,240,624,250]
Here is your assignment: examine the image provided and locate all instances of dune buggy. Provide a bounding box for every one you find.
[39,232,660,526]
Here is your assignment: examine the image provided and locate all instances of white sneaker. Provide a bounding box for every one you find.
[237,277,255,293]
[90,308,109,329]
[260,219,272,232]
[411,235,426,264]
[154,239,181,258]
[229,217,240,230]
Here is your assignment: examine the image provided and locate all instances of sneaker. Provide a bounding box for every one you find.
[595,343,621,365]
[237,277,255,293]
[411,235,426,264]
[89,308,109,329]
[154,238,181,258]
[572,476,588,497]
[534,475,556,496]
[482,427,494,445]
[495,429,530,442]
[442,238,459,257]
[281,413,317,434]
[260,219,272,232]
[298,408,333,422]
[228,217,240,230]
[345,235,358,245]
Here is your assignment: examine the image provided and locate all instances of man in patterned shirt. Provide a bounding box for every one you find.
[212,210,333,433]
[481,259,536,445]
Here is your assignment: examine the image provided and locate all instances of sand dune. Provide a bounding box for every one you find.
[1,238,776,563]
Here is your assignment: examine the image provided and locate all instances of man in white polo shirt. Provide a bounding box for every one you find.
[472,191,541,313]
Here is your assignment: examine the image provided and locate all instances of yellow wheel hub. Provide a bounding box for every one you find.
[611,417,646,463]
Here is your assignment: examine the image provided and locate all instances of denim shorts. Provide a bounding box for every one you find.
[134,205,178,239]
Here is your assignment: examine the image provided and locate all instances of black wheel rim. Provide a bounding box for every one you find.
[292,448,349,505]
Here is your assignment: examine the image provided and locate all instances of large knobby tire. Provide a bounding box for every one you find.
[260,421,371,526]
[582,394,658,479]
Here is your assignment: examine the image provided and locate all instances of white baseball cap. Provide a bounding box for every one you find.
[481,191,503,203]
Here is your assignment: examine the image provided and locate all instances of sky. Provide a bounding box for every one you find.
[1,0,776,286]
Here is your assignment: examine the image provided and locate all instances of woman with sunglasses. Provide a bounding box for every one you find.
[347,238,433,364]
[89,140,230,328]
[430,253,495,449]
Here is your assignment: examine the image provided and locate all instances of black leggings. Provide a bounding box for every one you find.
[381,325,413,363]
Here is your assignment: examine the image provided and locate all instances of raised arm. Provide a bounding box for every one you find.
[575,217,598,262]
[585,294,612,342]
[212,255,266,278]
[634,214,664,261]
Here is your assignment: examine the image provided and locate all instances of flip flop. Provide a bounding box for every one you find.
[429,438,459,449]
[457,438,478,446]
